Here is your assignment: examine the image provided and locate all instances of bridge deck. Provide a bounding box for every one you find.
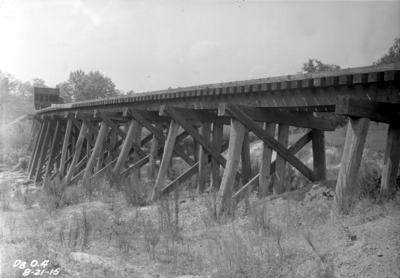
[36,63,400,114]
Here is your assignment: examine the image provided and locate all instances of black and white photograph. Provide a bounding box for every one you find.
[1,0,399,277]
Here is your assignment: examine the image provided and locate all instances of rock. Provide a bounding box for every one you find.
[377,252,383,257]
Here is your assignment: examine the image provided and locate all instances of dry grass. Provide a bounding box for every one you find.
[1,117,398,277]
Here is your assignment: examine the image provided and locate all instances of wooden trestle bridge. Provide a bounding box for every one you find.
[28,63,400,215]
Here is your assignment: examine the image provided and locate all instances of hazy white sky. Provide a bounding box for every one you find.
[1,0,399,93]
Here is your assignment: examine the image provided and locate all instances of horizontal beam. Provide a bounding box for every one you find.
[335,95,400,124]
[220,104,336,131]
[161,107,230,125]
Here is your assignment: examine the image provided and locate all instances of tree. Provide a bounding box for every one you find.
[374,38,400,65]
[124,90,135,96]
[56,81,74,103]
[65,70,119,101]
[301,59,341,73]
[68,70,87,101]
[84,71,118,100]
[32,78,46,87]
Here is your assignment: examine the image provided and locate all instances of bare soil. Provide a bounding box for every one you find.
[1,168,399,278]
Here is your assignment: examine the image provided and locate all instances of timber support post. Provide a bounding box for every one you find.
[332,117,369,218]
[273,124,289,194]
[312,128,326,181]
[148,122,163,181]
[152,119,180,200]
[240,129,252,185]
[211,123,223,189]
[197,122,211,193]
[259,123,276,198]
[380,124,400,199]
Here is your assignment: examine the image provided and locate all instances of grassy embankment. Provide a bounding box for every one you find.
[1,122,399,278]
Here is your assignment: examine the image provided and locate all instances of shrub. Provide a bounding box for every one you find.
[19,156,29,170]
[158,188,181,238]
[249,203,271,236]
[0,178,13,211]
[143,218,160,260]
[59,206,93,252]
[2,147,26,166]
[23,191,36,209]
[122,175,149,206]
[43,172,66,209]
[63,185,86,205]
[37,191,59,215]
[25,210,47,237]
[356,162,382,201]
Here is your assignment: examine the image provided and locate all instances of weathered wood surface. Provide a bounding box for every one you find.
[27,120,40,152]
[59,119,73,176]
[35,121,54,182]
[127,108,195,167]
[312,129,326,181]
[113,119,139,174]
[233,130,313,202]
[148,122,163,180]
[198,122,211,193]
[273,124,289,194]
[82,122,108,185]
[380,124,400,199]
[131,120,142,181]
[161,139,230,196]
[65,122,88,186]
[211,123,223,189]
[28,122,45,175]
[332,117,370,218]
[225,105,336,131]
[43,121,63,186]
[161,105,242,181]
[37,63,399,114]
[258,123,276,198]
[216,119,246,216]
[241,129,252,185]
[152,120,180,200]
[219,102,314,182]
[335,95,400,124]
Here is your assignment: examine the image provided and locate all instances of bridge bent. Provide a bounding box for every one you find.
[29,63,400,216]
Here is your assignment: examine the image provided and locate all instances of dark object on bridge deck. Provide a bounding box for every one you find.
[34,87,63,110]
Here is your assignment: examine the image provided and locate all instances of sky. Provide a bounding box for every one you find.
[1,0,399,94]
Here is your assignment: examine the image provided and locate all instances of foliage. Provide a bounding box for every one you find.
[57,69,120,102]
[121,175,149,206]
[63,185,86,205]
[143,218,160,260]
[373,37,400,65]
[0,70,46,100]
[58,206,93,252]
[301,59,341,74]
[0,178,13,211]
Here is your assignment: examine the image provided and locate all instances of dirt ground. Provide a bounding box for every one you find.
[1,168,399,278]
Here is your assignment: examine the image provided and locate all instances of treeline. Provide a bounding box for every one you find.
[0,69,134,105]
